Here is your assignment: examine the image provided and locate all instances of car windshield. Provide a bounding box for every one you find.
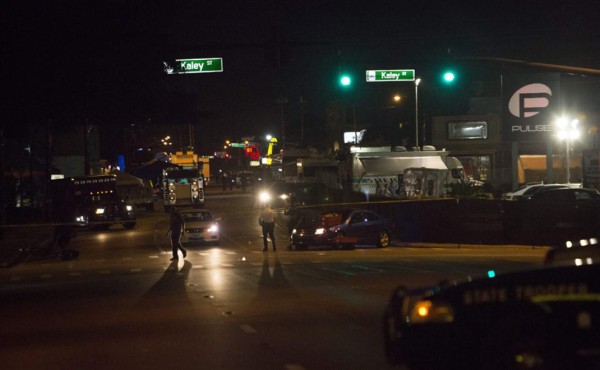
[181,212,213,222]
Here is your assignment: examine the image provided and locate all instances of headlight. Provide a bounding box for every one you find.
[259,191,271,203]
[207,224,219,233]
[95,208,105,215]
[409,300,454,323]
[291,228,297,234]
[280,194,289,200]
[315,228,325,235]
[126,205,133,211]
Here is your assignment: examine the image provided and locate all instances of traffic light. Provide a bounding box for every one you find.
[441,69,456,84]
[339,73,352,87]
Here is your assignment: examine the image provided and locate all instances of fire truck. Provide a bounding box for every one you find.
[162,166,205,211]
[49,174,136,230]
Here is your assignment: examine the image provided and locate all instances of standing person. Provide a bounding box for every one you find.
[221,171,228,191]
[167,207,187,261]
[259,203,276,251]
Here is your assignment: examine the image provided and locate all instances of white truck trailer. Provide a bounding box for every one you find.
[341,146,468,198]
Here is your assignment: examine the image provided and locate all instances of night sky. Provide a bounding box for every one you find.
[3,0,600,158]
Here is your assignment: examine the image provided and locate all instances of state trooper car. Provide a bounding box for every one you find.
[383,263,600,369]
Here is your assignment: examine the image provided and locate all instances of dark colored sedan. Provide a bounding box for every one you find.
[289,208,394,250]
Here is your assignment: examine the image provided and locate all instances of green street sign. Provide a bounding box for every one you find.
[175,57,223,74]
[365,69,415,82]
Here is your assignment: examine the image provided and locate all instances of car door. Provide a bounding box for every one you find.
[346,211,379,244]
[343,211,366,241]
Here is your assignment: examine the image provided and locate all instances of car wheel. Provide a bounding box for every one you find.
[377,230,390,248]
[123,221,136,229]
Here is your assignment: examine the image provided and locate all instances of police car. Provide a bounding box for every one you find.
[383,263,600,369]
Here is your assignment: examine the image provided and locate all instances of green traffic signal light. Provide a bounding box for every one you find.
[442,70,456,84]
[340,74,352,87]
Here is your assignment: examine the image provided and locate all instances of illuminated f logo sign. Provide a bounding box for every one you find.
[508,83,552,118]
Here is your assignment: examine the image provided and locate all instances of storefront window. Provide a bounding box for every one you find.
[457,155,490,181]
[448,121,488,140]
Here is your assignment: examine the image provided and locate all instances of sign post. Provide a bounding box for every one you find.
[365,69,415,82]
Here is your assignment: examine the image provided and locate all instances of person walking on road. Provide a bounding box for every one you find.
[259,204,276,251]
[167,207,187,261]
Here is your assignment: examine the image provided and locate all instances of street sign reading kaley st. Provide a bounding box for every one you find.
[366,69,415,82]
[176,57,223,74]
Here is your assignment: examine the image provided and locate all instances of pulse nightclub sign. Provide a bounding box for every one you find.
[164,57,223,75]
[503,73,560,142]
[366,69,415,82]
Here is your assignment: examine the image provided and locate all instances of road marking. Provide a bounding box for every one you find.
[131,268,142,273]
[224,251,237,255]
[69,272,82,277]
[239,324,257,334]
[352,265,384,272]
[321,267,356,276]
[220,263,234,267]
[148,255,159,259]
[192,265,205,269]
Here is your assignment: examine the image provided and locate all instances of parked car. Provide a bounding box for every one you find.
[289,208,394,250]
[179,208,220,245]
[383,263,600,369]
[506,187,600,244]
[502,183,580,200]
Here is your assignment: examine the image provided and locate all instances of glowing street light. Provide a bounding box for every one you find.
[555,117,579,184]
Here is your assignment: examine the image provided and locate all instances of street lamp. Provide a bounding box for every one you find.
[555,117,579,184]
[414,78,421,148]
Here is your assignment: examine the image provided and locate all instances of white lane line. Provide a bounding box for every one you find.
[131,268,142,273]
[148,255,159,259]
[192,265,205,269]
[321,267,355,276]
[239,324,257,334]
[220,263,234,267]
[352,265,384,272]
[224,251,237,255]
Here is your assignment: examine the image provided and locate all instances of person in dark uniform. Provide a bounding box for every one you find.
[259,203,276,251]
[167,207,187,260]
